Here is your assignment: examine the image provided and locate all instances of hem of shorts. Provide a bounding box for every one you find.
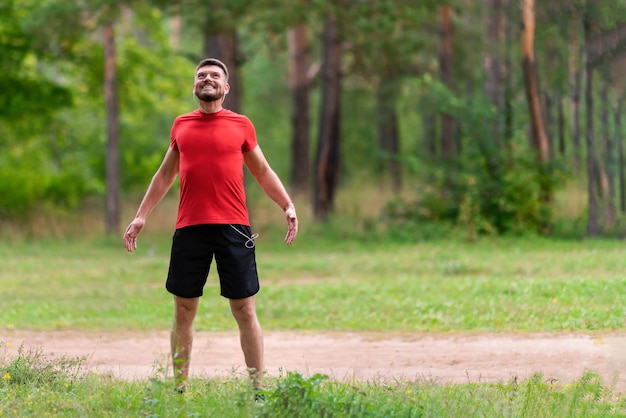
[166,286,204,298]
[221,288,260,300]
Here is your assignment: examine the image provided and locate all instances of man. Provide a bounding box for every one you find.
[123,58,298,393]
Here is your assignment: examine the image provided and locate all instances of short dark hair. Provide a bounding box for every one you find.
[195,58,229,81]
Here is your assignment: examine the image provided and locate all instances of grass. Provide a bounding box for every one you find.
[1,235,625,332]
[1,183,626,416]
[1,349,624,417]
[1,234,626,416]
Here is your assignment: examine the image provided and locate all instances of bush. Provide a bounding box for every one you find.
[1,344,85,390]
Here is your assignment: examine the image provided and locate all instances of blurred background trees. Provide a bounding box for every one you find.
[3,0,626,238]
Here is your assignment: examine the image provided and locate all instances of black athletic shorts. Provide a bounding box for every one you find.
[165,224,259,299]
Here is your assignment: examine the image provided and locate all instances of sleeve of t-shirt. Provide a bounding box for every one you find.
[243,117,258,152]
[169,117,179,151]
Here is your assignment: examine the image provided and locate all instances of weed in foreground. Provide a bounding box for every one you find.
[1,344,85,390]
[1,346,625,417]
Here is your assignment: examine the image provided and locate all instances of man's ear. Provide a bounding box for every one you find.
[224,83,230,95]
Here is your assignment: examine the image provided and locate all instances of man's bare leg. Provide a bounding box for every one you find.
[229,296,264,389]
[171,296,199,392]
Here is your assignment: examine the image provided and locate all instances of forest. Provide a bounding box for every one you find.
[2,0,626,238]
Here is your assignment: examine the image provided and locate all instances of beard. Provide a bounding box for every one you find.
[195,88,223,102]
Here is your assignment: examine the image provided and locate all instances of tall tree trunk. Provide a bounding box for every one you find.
[423,112,437,158]
[544,93,555,158]
[584,62,600,235]
[439,4,456,179]
[558,96,566,156]
[600,84,615,226]
[569,19,583,173]
[616,97,625,213]
[521,0,550,164]
[287,23,311,194]
[104,22,120,234]
[521,0,551,234]
[503,0,515,144]
[314,14,342,221]
[376,77,401,192]
[571,70,584,173]
[484,0,505,146]
[204,29,241,113]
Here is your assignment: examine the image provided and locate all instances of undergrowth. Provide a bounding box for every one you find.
[1,346,625,417]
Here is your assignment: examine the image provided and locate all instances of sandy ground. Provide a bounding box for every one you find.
[2,330,626,391]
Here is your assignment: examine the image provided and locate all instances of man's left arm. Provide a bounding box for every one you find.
[244,146,298,244]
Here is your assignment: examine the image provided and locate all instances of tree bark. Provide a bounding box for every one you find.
[567,16,584,173]
[203,29,241,113]
[439,4,456,163]
[521,0,552,234]
[544,93,554,160]
[104,22,120,234]
[558,96,566,156]
[600,83,615,226]
[423,111,437,159]
[521,0,550,164]
[484,0,505,146]
[503,0,515,144]
[571,68,583,173]
[314,14,342,221]
[586,23,626,68]
[616,97,625,213]
[287,23,311,194]
[376,77,401,192]
[585,61,600,235]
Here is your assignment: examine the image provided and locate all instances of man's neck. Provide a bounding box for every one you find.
[198,100,223,114]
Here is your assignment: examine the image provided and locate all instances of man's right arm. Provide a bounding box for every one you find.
[123,148,180,252]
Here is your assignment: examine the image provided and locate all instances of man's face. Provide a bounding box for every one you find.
[193,65,229,102]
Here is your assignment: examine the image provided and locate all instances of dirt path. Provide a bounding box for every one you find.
[2,330,625,391]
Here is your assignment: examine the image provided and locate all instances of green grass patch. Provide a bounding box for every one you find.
[1,234,626,416]
[1,348,624,417]
[1,235,625,332]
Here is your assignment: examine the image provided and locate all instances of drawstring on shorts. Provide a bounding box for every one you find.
[229,224,259,248]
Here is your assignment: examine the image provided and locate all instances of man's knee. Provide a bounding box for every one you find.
[230,297,257,323]
[174,296,199,326]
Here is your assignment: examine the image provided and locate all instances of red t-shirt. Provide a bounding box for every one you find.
[170,109,258,228]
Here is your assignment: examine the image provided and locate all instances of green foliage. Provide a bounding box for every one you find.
[383,76,568,237]
[1,352,624,417]
[240,48,292,178]
[0,118,109,217]
[1,344,85,390]
[345,1,434,78]
[0,1,94,216]
[251,0,315,33]
[115,19,192,189]
[0,135,99,216]
[452,148,566,236]
[259,372,330,417]
[0,2,193,217]
[0,76,72,119]
[0,165,45,217]
[2,0,626,236]
[0,1,73,119]
[17,0,87,60]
